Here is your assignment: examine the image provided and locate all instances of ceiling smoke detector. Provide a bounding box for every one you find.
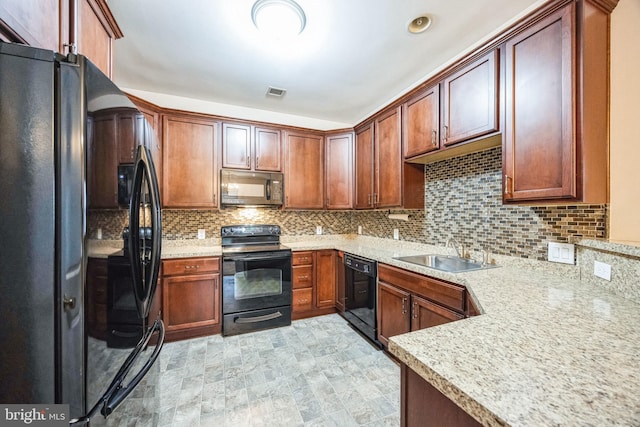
[266,86,287,97]
[408,15,432,34]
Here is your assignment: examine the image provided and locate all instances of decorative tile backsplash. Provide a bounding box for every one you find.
[88,147,607,261]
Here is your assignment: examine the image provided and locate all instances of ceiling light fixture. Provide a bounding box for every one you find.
[408,15,432,34]
[252,0,306,38]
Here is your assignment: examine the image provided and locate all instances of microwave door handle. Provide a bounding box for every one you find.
[266,179,271,201]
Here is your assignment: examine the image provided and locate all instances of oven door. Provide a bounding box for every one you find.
[222,251,292,314]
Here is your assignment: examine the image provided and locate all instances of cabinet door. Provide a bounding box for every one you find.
[284,132,324,209]
[117,112,145,164]
[411,295,464,331]
[503,6,575,201]
[325,132,353,209]
[162,115,218,208]
[162,273,219,332]
[88,113,118,208]
[403,85,440,158]
[442,50,499,146]
[335,252,345,313]
[255,127,282,171]
[222,122,251,170]
[315,250,336,309]
[77,0,117,78]
[354,124,375,209]
[377,281,411,347]
[375,107,403,208]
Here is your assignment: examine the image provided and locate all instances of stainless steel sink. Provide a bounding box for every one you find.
[392,254,498,273]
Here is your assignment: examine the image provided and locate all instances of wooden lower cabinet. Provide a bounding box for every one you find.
[161,257,221,341]
[335,251,346,312]
[292,250,337,319]
[378,264,466,348]
[86,257,108,340]
[401,364,480,427]
[411,295,464,331]
[315,250,336,308]
[378,282,411,347]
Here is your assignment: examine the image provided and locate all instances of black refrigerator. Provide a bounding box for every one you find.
[0,42,164,424]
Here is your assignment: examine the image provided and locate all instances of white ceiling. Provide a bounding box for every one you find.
[107,0,546,130]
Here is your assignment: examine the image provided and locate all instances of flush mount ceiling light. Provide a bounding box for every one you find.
[252,0,307,38]
[408,15,432,34]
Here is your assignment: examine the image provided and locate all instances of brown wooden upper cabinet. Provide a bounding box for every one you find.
[442,50,499,146]
[503,0,610,204]
[0,0,122,78]
[325,132,353,209]
[403,50,498,161]
[87,108,146,208]
[284,131,325,209]
[403,85,440,158]
[162,114,219,208]
[221,123,282,171]
[355,107,424,210]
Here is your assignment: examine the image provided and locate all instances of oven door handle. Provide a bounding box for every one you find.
[234,311,283,324]
[225,254,291,262]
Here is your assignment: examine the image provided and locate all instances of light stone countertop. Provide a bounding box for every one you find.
[87,234,640,425]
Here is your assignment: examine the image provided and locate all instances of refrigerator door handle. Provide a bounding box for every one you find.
[69,319,165,426]
[127,145,162,320]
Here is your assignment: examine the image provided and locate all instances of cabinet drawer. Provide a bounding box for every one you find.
[379,264,465,313]
[293,288,313,312]
[293,265,313,289]
[162,257,219,276]
[293,251,314,266]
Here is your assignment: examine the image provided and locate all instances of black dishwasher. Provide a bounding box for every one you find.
[341,253,381,348]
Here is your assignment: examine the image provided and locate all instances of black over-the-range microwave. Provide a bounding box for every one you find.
[220,169,284,207]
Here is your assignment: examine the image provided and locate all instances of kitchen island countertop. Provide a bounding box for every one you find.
[88,234,640,426]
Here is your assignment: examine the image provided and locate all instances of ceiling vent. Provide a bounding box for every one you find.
[266,86,287,97]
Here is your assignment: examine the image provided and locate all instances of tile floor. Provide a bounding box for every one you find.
[90,314,401,426]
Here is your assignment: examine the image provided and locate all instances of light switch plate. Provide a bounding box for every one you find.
[547,242,575,264]
[594,260,612,281]
[197,229,206,239]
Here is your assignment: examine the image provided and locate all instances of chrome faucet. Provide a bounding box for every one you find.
[446,237,464,258]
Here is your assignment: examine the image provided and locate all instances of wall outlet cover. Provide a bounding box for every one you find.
[547,242,575,264]
[316,225,322,235]
[594,260,612,281]
[197,229,206,239]
[358,225,362,235]
[393,229,399,240]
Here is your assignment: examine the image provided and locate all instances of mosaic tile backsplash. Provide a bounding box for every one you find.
[88,147,606,261]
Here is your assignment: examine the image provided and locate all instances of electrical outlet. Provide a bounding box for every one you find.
[197,229,206,239]
[97,228,102,240]
[547,242,575,264]
[594,260,612,281]
[316,225,322,235]
[393,229,399,240]
[357,225,362,235]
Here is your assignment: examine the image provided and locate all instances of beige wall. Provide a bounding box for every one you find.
[609,0,640,245]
